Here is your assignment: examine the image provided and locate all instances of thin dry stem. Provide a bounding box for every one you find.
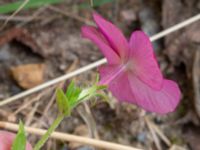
[0,121,141,150]
[145,117,161,150]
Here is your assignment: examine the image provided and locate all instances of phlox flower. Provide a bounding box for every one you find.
[81,12,181,114]
[0,130,32,150]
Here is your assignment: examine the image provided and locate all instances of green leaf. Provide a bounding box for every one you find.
[0,0,63,14]
[74,84,107,108]
[56,81,107,114]
[12,121,26,150]
[79,0,114,8]
[78,84,106,100]
[56,89,70,116]
[66,81,81,106]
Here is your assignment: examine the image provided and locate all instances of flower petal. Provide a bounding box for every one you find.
[128,75,181,114]
[99,64,126,85]
[129,31,163,90]
[81,25,120,64]
[93,12,129,59]
[99,65,138,104]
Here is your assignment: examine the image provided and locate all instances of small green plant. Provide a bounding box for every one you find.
[33,81,106,150]
[12,121,27,150]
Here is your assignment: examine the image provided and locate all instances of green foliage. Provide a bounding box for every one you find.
[0,0,63,14]
[77,85,107,102]
[56,81,107,116]
[66,81,82,106]
[56,89,71,116]
[79,0,114,8]
[12,121,27,150]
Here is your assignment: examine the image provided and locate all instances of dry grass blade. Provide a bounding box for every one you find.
[0,0,30,30]
[0,121,142,150]
[193,50,200,117]
[149,120,171,146]
[78,102,99,139]
[145,117,161,150]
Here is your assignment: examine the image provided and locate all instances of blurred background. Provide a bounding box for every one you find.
[0,0,200,150]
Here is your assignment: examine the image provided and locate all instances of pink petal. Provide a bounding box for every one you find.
[99,66,138,104]
[93,12,129,59]
[99,64,126,85]
[129,31,163,90]
[81,25,120,64]
[128,75,181,114]
[0,130,32,150]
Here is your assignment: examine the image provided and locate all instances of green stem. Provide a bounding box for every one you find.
[33,114,65,150]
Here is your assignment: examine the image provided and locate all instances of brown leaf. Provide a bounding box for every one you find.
[11,64,45,89]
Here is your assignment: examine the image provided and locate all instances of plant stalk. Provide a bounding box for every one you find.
[33,114,65,150]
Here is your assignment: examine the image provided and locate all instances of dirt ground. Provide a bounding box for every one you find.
[0,0,200,150]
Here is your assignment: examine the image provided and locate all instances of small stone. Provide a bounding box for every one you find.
[10,63,45,89]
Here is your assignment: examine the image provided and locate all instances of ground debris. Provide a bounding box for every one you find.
[162,0,200,118]
[0,27,42,56]
[183,123,200,150]
[11,63,45,89]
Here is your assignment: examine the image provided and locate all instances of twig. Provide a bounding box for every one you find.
[0,121,141,150]
[12,92,43,116]
[78,102,99,139]
[192,50,200,117]
[0,13,200,107]
[145,117,171,147]
[25,101,40,126]
[149,120,171,146]
[0,15,41,22]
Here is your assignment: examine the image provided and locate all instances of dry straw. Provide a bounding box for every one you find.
[0,121,142,150]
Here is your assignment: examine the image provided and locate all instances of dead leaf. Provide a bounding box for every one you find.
[11,64,45,89]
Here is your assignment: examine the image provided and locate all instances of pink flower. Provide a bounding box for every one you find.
[81,12,181,114]
[0,130,32,150]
